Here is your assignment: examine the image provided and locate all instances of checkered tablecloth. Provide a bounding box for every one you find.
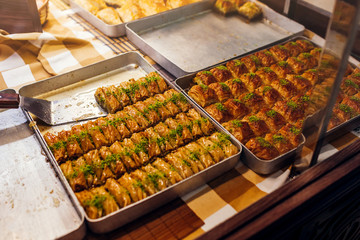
[0,1,359,239]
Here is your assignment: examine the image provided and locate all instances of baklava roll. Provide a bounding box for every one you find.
[243,115,270,137]
[109,141,139,170]
[222,119,254,143]
[186,109,215,135]
[254,85,282,107]
[254,50,277,67]
[175,147,205,173]
[237,1,262,20]
[273,100,305,124]
[327,115,342,130]
[240,72,263,92]
[58,130,83,160]
[152,158,183,184]
[239,92,265,113]
[226,59,249,77]
[106,113,131,140]
[114,110,141,134]
[147,72,168,93]
[96,117,122,144]
[188,84,218,107]
[165,152,194,178]
[264,133,294,155]
[286,57,306,74]
[90,186,120,218]
[143,127,165,155]
[94,86,122,113]
[104,178,132,208]
[245,137,279,160]
[71,124,96,153]
[255,67,278,85]
[341,78,360,96]
[210,65,233,82]
[121,79,143,104]
[209,132,238,158]
[118,173,147,202]
[176,112,203,138]
[96,7,122,25]
[130,169,158,195]
[193,70,218,85]
[154,122,177,152]
[83,149,115,186]
[163,89,191,112]
[295,39,315,52]
[332,103,358,122]
[278,124,303,147]
[133,100,160,125]
[270,61,294,78]
[309,47,322,60]
[130,132,150,164]
[61,160,87,192]
[341,95,360,113]
[99,146,126,178]
[241,55,261,73]
[154,93,181,116]
[83,121,109,149]
[123,105,150,130]
[143,97,172,121]
[196,137,225,163]
[223,98,249,119]
[205,103,233,123]
[225,78,248,98]
[297,52,318,69]
[268,45,290,61]
[165,118,192,146]
[283,41,303,57]
[142,164,172,191]
[270,78,298,99]
[285,75,312,94]
[301,69,321,86]
[184,142,215,168]
[256,108,286,132]
[75,189,100,219]
[209,82,233,102]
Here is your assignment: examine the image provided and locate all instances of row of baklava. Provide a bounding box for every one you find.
[94,71,168,113]
[60,108,216,192]
[44,89,191,163]
[75,132,238,219]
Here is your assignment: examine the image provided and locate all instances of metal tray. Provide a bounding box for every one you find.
[21,52,242,233]
[68,0,209,37]
[126,0,305,78]
[0,92,86,239]
[175,74,305,175]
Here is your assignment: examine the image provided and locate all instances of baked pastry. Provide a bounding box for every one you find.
[295,39,315,52]
[214,0,236,14]
[239,92,265,113]
[269,45,290,62]
[340,95,360,114]
[254,50,277,67]
[285,75,312,93]
[96,7,122,25]
[116,1,145,22]
[301,69,320,86]
[283,41,303,57]
[256,108,286,132]
[225,78,248,98]
[245,137,279,160]
[188,84,218,107]
[223,119,254,143]
[286,57,306,74]
[254,85,282,107]
[264,133,294,155]
[255,67,278,85]
[210,65,233,82]
[273,100,305,124]
[340,78,360,96]
[243,115,270,137]
[241,55,261,73]
[226,59,249,77]
[139,0,169,16]
[209,82,233,102]
[193,70,218,85]
[297,52,318,69]
[278,123,303,146]
[237,1,262,21]
[270,78,298,99]
[223,98,249,119]
[205,103,233,123]
[75,0,103,14]
[240,73,263,92]
[270,61,294,78]
[104,0,126,7]
[332,103,358,122]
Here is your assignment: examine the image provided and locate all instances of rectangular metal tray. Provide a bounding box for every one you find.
[175,74,305,175]
[21,52,242,233]
[126,0,305,78]
[174,36,360,174]
[68,0,209,37]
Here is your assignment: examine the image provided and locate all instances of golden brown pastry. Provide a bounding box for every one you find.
[270,78,298,99]
[264,133,294,155]
[139,0,169,16]
[104,0,126,7]
[208,82,233,102]
[193,70,218,85]
[243,115,270,137]
[214,0,236,14]
[205,103,232,123]
[254,85,282,107]
[75,0,103,14]
[340,96,360,114]
[297,52,318,69]
[245,137,279,160]
[340,78,360,96]
[225,78,248,98]
[256,108,286,132]
[241,55,261,73]
[295,39,315,52]
[283,41,303,57]
[240,73,263,92]
[237,2,262,21]
[210,65,233,82]
[286,57,306,74]
[254,50,277,67]
[278,123,303,147]
[285,75,312,94]
[273,100,305,124]
[255,67,278,85]
[332,103,358,122]
[188,84,218,107]
[301,69,320,86]
[239,92,265,113]
[223,98,249,119]
[222,119,254,143]
[96,7,122,24]
[269,45,290,62]
[116,1,145,22]
[226,59,249,77]
[270,61,294,78]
